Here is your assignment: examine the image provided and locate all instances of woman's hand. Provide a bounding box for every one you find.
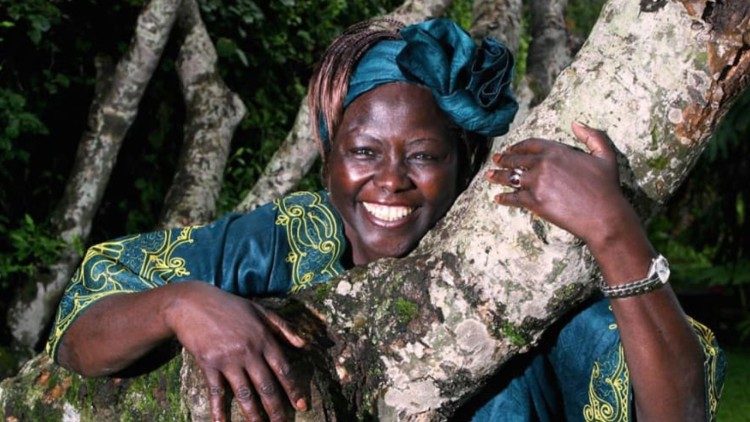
[485,122,639,248]
[165,282,308,422]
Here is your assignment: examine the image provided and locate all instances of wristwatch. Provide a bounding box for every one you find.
[600,254,670,298]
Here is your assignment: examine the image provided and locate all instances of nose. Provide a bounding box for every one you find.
[374,157,412,193]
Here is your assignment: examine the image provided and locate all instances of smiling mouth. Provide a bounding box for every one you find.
[362,202,414,222]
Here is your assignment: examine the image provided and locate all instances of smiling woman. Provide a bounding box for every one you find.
[326,83,459,265]
[46,17,724,422]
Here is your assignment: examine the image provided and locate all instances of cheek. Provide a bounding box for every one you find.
[417,166,459,209]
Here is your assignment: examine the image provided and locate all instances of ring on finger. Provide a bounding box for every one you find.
[509,168,524,189]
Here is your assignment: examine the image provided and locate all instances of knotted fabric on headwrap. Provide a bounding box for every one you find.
[340,18,517,140]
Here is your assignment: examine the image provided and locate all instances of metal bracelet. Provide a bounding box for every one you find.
[600,255,670,298]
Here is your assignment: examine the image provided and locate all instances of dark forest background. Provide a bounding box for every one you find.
[1,0,748,416]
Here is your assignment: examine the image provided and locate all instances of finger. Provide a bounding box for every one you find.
[223,368,263,422]
[485,168,528,189]
[263,343,308,412]
[253,303,306,348]
[494,190,534,208]
[491,152,539,170]
[571,121,616,163]
[247,361,289,422]
[201,368,228,422]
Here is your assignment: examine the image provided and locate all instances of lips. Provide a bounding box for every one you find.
[362,202,414,222]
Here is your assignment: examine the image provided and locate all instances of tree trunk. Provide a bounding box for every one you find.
[237,0,455,212]
[526,0,571,106]
[6,0,183,351]
[470,0,523,54]
[2,0,748,420]
[159,0,247,228]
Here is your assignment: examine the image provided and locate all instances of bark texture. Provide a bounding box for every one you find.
[6,0,183,350]
[330,0,749,417]
[526,0,572,105]
[470,0,523,53]
[159,0,246,228]
[237,0,454,212]
[2,0,748,420]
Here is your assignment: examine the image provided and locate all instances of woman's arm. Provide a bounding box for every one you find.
[58,281,308,422]
[487,122,705,420]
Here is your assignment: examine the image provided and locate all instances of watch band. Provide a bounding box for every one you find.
[600,254,670,298]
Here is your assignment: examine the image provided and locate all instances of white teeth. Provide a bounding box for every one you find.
[362,202,414,222]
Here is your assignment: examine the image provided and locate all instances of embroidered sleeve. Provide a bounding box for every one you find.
[46,227,199,360]
[46,191,348,362]
[581,315,726,422]
[687,317,726,421]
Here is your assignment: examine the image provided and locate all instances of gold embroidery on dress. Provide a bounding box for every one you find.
[688,317,723,421]
[583,345,630,422]
[274,192,343,292]
[139,227,194,282]
[46,228,197,358]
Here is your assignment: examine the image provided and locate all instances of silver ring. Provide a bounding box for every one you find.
[509,168,524,189]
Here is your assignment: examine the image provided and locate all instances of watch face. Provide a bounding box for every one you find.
[655,256,670,282]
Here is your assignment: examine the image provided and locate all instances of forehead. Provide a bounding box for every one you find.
[336,83,452,141]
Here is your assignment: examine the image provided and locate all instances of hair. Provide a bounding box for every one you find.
[308,18,491,190]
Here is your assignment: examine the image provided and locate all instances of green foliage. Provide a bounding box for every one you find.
[0,214,65,289]
[716,349,750,421]
[445,0,473,30]
[0,0,61,45]
[565,0,607,39]
[0,88,47,164]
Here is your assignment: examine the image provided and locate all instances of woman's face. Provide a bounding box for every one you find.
[326,83,459,266]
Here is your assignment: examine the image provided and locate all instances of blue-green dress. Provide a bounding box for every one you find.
[47,191,726,421]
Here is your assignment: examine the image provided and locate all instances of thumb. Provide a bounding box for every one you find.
[572,121,616,163]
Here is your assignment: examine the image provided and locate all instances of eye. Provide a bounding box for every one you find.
[350,147,375,158]
[410,152,438,162]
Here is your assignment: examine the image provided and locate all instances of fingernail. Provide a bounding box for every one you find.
[492,153,502,163]
[575,121,590,128]
[297,398,308,411]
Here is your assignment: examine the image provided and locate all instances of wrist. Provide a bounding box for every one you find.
[160,281,200,335]
[599,254,670,297]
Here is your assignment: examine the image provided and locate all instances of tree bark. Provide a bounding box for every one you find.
[6,0,183,351]
[526,0,572,106]
[159,0,247,228]
[470,0,523,54]
[236,0,455,212]
[2,0,748,420]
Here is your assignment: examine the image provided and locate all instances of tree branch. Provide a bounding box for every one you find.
[6,0,183,351]
[526,0,572,106]
[159,0,247,228]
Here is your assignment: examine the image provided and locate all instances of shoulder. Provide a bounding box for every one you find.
[272,191,347,292]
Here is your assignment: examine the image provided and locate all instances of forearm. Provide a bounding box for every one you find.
[57,282,186,377]
[588,213,705,420]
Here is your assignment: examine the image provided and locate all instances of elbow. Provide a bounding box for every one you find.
[56,335,110,378]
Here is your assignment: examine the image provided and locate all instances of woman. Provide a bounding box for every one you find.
[48,19,723,421]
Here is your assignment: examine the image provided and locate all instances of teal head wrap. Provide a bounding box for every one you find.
[321,18,518,149]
